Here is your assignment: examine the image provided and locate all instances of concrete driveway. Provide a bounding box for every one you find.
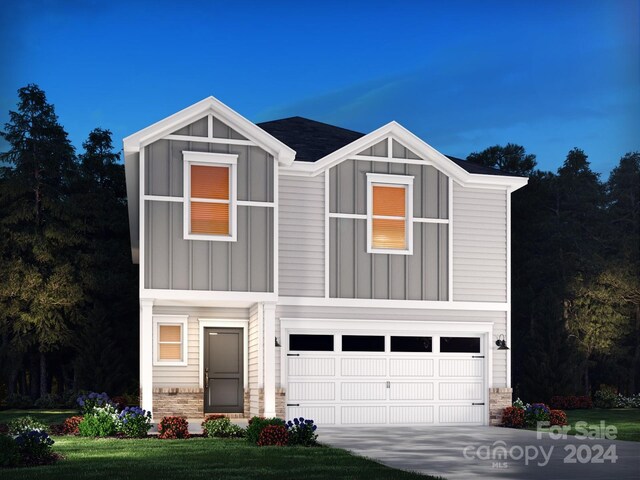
[318,426,640,480]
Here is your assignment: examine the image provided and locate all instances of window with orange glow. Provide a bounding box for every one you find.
[371,184,408,250]
[158,324,183,362]
[190,165,230,236]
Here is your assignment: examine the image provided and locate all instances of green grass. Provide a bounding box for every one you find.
[1,436,436,480]
[0,409,77,425]
[564,408,640,442]
[0,411,435,479]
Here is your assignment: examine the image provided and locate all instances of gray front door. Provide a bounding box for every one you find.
[204,327,244,413]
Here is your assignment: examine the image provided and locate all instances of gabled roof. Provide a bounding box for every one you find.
[123,96,296,166]
[273,119,528,190]
[259,116,523,178]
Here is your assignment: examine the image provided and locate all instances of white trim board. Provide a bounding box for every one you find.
[152,315,189,367]
[277,296,508,311]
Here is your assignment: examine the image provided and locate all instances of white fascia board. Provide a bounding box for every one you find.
[279,120,529,191]
[122,96,296,166]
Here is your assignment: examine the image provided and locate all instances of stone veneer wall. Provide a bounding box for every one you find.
[153,387,204,418]
[276,388,286,419]
[489,387,513,426]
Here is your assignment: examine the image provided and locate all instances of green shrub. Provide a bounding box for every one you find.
[0,435,20,467]
[78,405,119,437]
[14,430,55,463]
[202,417,245,438]
[285,417,318,446]
[117,407,152,438]
[246,417,285,444]
[594,385,618,409]
[524,403,550,427]
[8,416,47,435]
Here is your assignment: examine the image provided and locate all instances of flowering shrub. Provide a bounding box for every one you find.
[285,417,318,446]
[158,416,190,439]
[512,398,527,410]
[77,392,113,414]
[62,416,84,435]
[118,407,152,438]
[524,403,550,427]
[14,430,55,463]
[78,405,119,437]
[202,417,244,438]
[246,417,285,445]
[502,406,525,428]
[201,414,226,436]
[257,425,289,446]
[549,409,568,426]
[8,416,47,436]
[550,395,593,410]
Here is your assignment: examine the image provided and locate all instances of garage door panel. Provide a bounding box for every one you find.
[389,358,434,377]
[439,405,484,424]
[341,406,386,424]
[390,406,434,424]
[341,382,386,401]
[439,358,483,377]
[389,382,434,400]
[289,406,336,425]
[341,358,386,376]
[288,357,335,376]
[289,382,335,401]
[439,382,483,400]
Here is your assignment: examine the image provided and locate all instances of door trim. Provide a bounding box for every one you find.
[198,319,248,390]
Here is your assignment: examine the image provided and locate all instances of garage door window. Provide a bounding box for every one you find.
[289,334,334,351]
[342,335,385,352]
[440,337,480,353]
[391,336,432,352]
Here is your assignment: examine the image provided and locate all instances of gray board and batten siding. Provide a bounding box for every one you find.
[143,117,275,292]
[329,156,449,301]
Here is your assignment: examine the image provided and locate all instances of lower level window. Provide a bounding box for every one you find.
[154,317,188,366]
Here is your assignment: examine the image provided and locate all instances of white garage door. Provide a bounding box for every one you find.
[285,332,486,426]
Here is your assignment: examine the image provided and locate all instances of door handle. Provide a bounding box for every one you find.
[204,368,209,389]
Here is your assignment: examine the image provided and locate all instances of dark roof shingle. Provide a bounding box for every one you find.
[258,116,516,177]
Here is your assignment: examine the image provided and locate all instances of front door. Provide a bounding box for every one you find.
[204,327,244,413]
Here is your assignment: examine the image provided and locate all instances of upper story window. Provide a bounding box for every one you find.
[183,151,237,241]
[366,173,413,255]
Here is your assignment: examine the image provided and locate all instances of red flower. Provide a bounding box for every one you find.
[158,416,190,439]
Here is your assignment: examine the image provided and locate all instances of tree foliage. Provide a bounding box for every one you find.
[0,85,137,402]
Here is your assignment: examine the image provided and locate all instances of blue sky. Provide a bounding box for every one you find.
[1,0,638,175]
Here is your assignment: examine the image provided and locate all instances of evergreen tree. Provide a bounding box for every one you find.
[0,84,83,399]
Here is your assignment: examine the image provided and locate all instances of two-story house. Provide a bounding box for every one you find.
[123,96,527,426]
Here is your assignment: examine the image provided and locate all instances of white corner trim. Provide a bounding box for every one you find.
[152,315,189,367]
[198,318,249,389]
[324,170,330,298]
[448,177,454,301]
[183,151,238,242]
[366,173,414,255]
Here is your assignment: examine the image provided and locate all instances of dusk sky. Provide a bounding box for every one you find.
[1,0,638,176]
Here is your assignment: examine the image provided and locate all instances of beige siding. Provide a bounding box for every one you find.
[275,305,508,388]
[152,306,249,388]
[279,174,325,297]
[452,183,507,302]
[248,304,261,414]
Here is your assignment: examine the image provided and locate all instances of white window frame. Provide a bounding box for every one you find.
[366,173,414,255]
[153,315,189,366]
[183,151,238,241]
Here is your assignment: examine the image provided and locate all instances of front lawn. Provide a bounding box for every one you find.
[565,408,640,442]
[0,409,76,425]
[1,436,435,480]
